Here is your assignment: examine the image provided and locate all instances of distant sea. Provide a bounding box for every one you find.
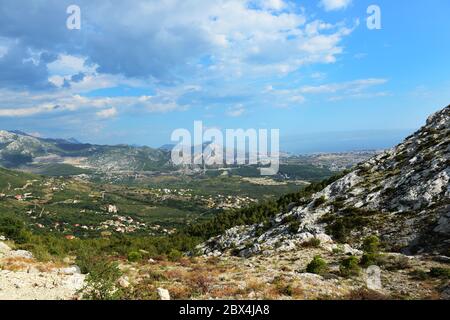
[281,129,414,154]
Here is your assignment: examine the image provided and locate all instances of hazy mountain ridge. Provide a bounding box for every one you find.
[200,105,450,257]
[0,130,174,172]
[0,130,378,178]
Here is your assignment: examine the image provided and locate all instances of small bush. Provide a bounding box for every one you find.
[429,267,450,279]
[127,251,142,262]
[80,259,123,300]
[339,256,361,277]
[360,253,380,268]
[23,244,52,262]
[358,235,382,268]
[328,219,347,242]
[288,220,301,233]
[76,246,101,274]
[313,196,327,208]
[188,274,212,295]
[301,237,321,248]
[147,270,167,282]
[167,249,182,262]
[306,256,328,275]
[409,269,429,280]
[362,236,380,253]
[272,276,294,297]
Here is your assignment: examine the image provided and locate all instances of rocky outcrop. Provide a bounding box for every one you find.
[0,241,85,300]
[200,105,450,257]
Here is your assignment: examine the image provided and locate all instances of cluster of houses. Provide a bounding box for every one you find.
[0,192,34,201]
[204,194,257,210]
[99,215,146,233]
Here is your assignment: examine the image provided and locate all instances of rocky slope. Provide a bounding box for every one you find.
[0,241,84,300]
[200,105,450,257]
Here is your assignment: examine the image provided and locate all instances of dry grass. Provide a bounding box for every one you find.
[165,268,187,280]
[178,257,192,267]
[345,288,390,300]
[1,257,35,271]
[246,278,266,292]
[187,273,214,295]
[210,285,242,298]
[167,284,193,299]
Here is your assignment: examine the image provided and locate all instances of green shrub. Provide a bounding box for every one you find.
[0,217,31,244]
[409,268,450,280]
[254,220,272,237]
[360,252,380,268]
[80,259,123,300]
[75,244,109,274]
[313,196,327,208]
[21,243,52,262]
[288,220,301,233]
[362,236,380,253]
[272,276,294,296]
[429,267,450,279]
[409,269,429,280]
[301,237,321,248]
[322,210,375,243]
[127,251,143,262]
[167,249,183,262]
[331,200,345,210]
[306,256,328,275]
[339,256,361,277]
[327,219,347,242]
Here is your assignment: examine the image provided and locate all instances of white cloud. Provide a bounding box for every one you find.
[0,104,60,117]
[262,78,388,105]
[289,95,306,103]
[258,0,287,11]
[47,54,94,77]
[299,78,388,94]
[96,107,118,119]
[0,83,196,118]
[319,0,352,11]
[328,91,390,101]
[226,104,246,117]
[0,0,361,126]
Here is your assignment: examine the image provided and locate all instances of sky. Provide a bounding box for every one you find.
[0,0,449,153]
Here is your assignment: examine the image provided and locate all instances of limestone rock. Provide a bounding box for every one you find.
[157,288,170,300]
[0,241,11,255]
[118,276,130,288]
[7,250,33,259]
[199,105,450,257]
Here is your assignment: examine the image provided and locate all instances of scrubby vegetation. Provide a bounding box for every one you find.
[321,208,378,243]
[0,171,351,267]
[360,236,382,268]
[306,256,328,275]
[301,237,321,248]
[339,256,361,277]
[79,259,123,300]
[410,267,450,281]
[185,170,351,240]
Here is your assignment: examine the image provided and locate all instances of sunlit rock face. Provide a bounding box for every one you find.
[200,105,450,257]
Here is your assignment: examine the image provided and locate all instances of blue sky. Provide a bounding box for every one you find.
[0,0,449,153]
